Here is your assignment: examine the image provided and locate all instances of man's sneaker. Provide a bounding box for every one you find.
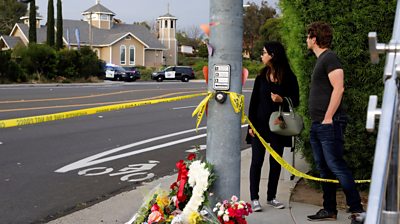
[267,199,285,209]
[349,212,366,224]
[307,209,337,221]
[252,200,262,212]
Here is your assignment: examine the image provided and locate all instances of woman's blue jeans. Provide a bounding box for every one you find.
[310,115,363,213]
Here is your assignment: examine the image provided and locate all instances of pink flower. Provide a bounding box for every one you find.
[151,204,160,212]
[147,210,163,224]
[214,196,252,224]
[231,195,238,202]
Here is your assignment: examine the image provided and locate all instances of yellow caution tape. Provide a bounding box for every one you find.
[0,93,208,129]
[245,115,370,184]
[2,89,371,184]
[192,92,213,130]
[228,92,246,124]
[192,91,246,130]
[192,92,370,184]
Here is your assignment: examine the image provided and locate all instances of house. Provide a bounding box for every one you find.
[0,0,178,67]
[179,45,194,54]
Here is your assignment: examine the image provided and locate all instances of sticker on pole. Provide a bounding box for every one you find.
[213,65,230,91]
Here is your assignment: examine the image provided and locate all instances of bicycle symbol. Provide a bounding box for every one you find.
[77,160,160,182]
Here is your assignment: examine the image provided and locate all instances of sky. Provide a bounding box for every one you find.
[34,0,279,30]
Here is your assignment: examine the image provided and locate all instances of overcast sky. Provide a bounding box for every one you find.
[34,0,279,30]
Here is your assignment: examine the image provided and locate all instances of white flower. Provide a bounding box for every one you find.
[172,196,177,204]
[181,161,211,223]
[217,210,224,217]
[223,214,230,222]
[171,215,183,224]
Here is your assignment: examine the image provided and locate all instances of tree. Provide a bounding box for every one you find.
[55,0,63,49]
[28,0,36,43]
[46,0,54,47]
[0,0,27,35]
[243,1,276,59]
[181,25,202,39]
[134,21,150,30]
[251,17,283,61]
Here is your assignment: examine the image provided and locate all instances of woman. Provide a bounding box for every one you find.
[246,41,299,212]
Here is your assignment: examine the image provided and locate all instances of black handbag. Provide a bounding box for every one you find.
[269,97,303,136]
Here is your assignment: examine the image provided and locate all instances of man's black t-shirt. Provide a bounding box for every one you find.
[309,49,343,122]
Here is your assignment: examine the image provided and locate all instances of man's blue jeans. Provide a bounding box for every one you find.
[310,114,363,213]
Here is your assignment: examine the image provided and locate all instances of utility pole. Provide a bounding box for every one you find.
[206,0,243,203]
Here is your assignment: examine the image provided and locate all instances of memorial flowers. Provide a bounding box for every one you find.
[213,195,252,224]
[130,152,216,224]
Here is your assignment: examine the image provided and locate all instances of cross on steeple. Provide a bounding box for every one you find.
[96,0,100,4]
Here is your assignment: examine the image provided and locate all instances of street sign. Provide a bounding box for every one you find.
[213,64,230,91]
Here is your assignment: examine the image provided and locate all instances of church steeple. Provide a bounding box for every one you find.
[82,1,115,29]
[157,8,177,66]
[20,6,43,29]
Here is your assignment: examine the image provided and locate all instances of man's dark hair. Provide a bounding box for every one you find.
[307,22,333,48]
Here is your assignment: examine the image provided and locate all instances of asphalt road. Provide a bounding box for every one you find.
[0,80,254,224]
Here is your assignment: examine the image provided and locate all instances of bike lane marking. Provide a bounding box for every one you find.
[56,125,247,173]
[55,126,207,173]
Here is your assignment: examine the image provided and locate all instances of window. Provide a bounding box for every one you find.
[171,20,174,28]
[120,45,126,65]
[100,14,108,20]
[129,46,135,65]
[165,20,168,28]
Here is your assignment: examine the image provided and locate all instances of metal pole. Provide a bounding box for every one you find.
[207,0,243,203]
[365,0,400,223]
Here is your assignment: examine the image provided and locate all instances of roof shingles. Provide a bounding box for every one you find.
[15,20,165,50]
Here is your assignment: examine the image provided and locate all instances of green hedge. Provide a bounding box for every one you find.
[2,44,104,83]
[279,0,396,185]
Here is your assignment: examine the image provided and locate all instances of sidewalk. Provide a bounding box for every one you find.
[48,148,351,224]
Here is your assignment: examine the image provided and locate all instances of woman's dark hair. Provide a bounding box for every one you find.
[260,41,294,84]
[307,21,333,48]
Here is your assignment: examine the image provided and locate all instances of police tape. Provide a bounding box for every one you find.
[2,90,371,184]
[192,91,245,130]
[193,92,370,184]
[245,115,370,184]
[0,92,208,129]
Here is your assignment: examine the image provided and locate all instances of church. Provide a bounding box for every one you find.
[0,0,178,67]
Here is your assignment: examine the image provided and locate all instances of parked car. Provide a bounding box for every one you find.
[105,64,127,81]
[122,66,141,82]
[151,66,195,82]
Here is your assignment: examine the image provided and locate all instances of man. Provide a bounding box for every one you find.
[306,21,365,224]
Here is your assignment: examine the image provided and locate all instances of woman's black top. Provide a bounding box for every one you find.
[246,71,300,147]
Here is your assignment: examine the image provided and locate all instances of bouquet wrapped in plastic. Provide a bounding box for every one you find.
[127,152,216,224]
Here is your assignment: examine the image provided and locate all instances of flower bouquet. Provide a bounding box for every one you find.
[130,152,216,224]
[213,195,252,224]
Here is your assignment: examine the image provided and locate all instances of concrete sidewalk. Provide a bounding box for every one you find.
[48,148,351,224]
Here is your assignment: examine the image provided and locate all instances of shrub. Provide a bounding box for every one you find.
[78,46,104,79]
[56,49,80,79]
[0,50,25,83]
[13,43,57,81]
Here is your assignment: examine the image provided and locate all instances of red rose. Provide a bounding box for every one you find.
[227,207,236,217]
[151,203,160,212]
[187,153,196,161]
